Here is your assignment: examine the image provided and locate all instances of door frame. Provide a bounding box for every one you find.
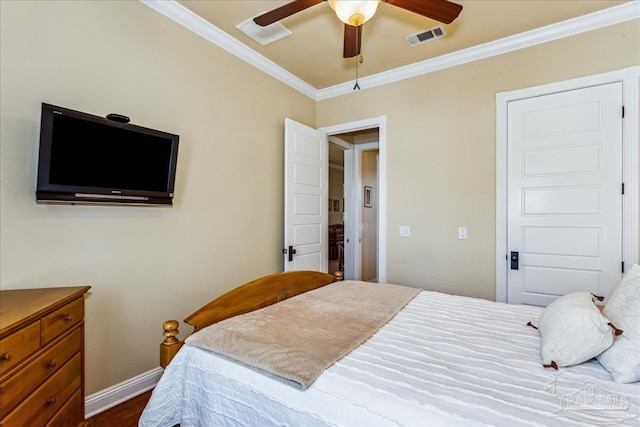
[495,66,639,303]
[320,116,387,284]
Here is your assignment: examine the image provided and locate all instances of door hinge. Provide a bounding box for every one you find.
[622,183,625,195]
[622,106,625,118]
[622,261,625,274]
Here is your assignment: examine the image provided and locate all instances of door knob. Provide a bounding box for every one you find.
[510,251,519,270]
[283,246,297,262]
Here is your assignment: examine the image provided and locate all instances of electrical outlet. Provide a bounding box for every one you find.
[399,226,411,237]
[458,227,467,240]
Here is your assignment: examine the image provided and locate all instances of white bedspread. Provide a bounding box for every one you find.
[140,289,640,426]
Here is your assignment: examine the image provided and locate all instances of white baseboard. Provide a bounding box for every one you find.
[85,367,163,418]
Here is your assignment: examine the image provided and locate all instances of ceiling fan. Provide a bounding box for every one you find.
[253,0,463,58]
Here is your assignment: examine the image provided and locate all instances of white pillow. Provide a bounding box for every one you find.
[538,292,615,368]
[597,264,640,383]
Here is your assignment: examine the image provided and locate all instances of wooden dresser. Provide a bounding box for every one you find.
[0,286,90,427]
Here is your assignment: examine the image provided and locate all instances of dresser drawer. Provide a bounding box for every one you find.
[41,297,83,344]
[0,321,40,377]
[0,327,81,415]
[0,353,81,427]
[45,389,83,427]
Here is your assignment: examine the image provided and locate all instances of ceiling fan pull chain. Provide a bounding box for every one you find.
[353,55,361,91]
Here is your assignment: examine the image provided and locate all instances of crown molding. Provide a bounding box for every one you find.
[142,1,640,102]
[316,2,640,100]
[140,0,317,99]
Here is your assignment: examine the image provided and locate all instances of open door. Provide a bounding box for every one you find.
[284,118,328,272]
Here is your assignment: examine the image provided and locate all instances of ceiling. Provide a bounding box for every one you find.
[178,1,629,89]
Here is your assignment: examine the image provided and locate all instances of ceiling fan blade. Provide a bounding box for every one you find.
[253,0,325,26]
[343,24,362,58]
[385,0,462,24]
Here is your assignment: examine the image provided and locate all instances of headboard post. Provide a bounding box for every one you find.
[160,320,183,368]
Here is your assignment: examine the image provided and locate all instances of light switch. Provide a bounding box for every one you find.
[458,227,467,240]
[399,226,411,237]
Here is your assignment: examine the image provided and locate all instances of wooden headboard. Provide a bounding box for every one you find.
[160,270,341,367]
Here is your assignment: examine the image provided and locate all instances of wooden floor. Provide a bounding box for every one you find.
[86,390,152,427]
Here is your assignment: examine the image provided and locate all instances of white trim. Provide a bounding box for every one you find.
[85,367,163,418]
[495,66,639,303]
[354,142,380,151]
[320,116,388,283]
[622,67,640,275]
[328,136,353,150]
[317,2,639,100]
[141,1,639,101]
[495,94,509,303]
[321,116,384,134]
[353,132,380,145]
[343,148,356,280]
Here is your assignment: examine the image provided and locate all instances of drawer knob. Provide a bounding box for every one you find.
[64,314,73,322]
[47,359,57,368]
[0,352,11,361]
[46,395,57,405]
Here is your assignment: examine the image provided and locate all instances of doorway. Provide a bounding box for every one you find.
[327,132,379,281]
[320,116,387,283]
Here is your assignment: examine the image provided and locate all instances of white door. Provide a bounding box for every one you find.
[284,118,328,272]
[342,143,356,280]
[507,82,623,306]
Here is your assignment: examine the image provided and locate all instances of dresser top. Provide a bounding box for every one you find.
[0,286,90,338]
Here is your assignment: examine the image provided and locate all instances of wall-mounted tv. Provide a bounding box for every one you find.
[37,103,179,206]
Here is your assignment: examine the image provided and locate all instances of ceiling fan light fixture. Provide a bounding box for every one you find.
[328,0,380,26]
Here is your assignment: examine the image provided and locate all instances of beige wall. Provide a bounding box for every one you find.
[0,1,315,394]
[317,19,640,300]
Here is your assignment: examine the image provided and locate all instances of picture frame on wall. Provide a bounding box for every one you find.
[364,186,372,208]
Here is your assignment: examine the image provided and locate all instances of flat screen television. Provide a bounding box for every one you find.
[37,103,179,206]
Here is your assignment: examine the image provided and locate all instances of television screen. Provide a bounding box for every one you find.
[37,103,179,205]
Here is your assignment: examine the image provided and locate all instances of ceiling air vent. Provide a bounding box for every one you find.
[236,15,292,46]
[405,25,447,47]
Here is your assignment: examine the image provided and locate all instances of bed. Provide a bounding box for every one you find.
[140,271,639,426]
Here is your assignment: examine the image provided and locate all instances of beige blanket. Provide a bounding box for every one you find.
[185,280,420,389]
